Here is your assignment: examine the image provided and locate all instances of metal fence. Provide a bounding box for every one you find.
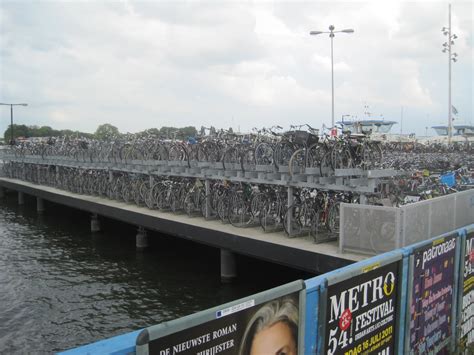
[340,189,474,254]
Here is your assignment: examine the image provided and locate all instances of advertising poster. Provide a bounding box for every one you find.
[324,261,399,355]
[136,282,303,355]
[460,231,474,349]
[409,235,457,354]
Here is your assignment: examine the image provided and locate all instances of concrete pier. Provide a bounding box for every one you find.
[18,191,24,205]
[136,226,149,251]
[36,197,45,213]
[0,186,4,198]
[91,214,101,233]
[220,249,237,283]
[0,177,365,274]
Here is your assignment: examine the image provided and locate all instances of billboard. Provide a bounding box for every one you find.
[459,230,474,350]
[407,234,457,354]
[136,280,305,355]
[322,257,401,355]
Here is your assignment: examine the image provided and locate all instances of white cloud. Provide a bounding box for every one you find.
[0,1,472,136]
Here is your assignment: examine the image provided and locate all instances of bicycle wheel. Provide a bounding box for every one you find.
[144,187,155,209]
[326,203,339,235]
[122,181,132,204]
[306,143,326,168]
[217,195,230,222]
[283,204,303,236]
[309,210,321,241]
[273,141,295,169]
[319,151,333,176]
[228,196,252,227]
[184,191,195,216]
[260,199,284,232]
[289,149,305,177]
[250,193,265,219]
[255,142,273,166]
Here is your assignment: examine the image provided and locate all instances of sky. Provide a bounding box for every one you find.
[0,0,472,136]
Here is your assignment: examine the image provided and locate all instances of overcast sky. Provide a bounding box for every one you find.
[0,0,472,136]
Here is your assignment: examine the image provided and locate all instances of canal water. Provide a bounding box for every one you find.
[0,193,312,353]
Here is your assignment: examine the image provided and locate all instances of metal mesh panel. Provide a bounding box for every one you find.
[430,195,455,236]
[455,190,474,227]
[402,202,431,246]
[341,204,399,255]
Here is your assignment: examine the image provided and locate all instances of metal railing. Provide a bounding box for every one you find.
[340,189,474,254]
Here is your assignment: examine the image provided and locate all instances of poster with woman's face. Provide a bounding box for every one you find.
[136,281,304,355]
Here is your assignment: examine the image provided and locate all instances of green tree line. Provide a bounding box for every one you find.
[3,123,198,142]
[3,124,94,141]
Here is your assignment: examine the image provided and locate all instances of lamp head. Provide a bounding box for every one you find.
[310,31,323,35]
[341,29,354,33]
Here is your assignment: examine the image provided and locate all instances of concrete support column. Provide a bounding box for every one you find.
[359,194,367,205]
[136,226,149,251]
[91,214,101,233]
[220,249,237,283]
[0,186,4,199]
[18,191,24,205]
[36,197,45,213]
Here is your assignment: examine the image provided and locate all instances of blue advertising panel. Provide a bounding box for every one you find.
[458,228,474,351]
[406,233,459,354]
[136,280,305,355]
[304,276,324,354]
[320,253,403,355]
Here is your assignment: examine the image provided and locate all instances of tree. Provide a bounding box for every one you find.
[3,124,29,141]
[177,126,197,139]
[94,123,120,140]
[37,126,54,137]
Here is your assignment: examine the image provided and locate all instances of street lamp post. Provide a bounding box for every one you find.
[310,25,354,128]
[0,103,28,144]
[442,4,458,144]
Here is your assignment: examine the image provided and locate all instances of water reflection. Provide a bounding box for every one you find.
[0,193,312,353]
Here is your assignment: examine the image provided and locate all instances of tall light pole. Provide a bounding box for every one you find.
[310,25,354,128]
[0,103,28,144]
[442,4,458,144]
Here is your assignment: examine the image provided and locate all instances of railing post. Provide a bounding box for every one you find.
[339,203,344,253]
[452,194,457,230]
[287,186,294,236]
[427,203,432,239]
[205,179,210,219]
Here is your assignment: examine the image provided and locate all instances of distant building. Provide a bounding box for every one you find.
[432,124,474,136]
[336,119,397,135]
